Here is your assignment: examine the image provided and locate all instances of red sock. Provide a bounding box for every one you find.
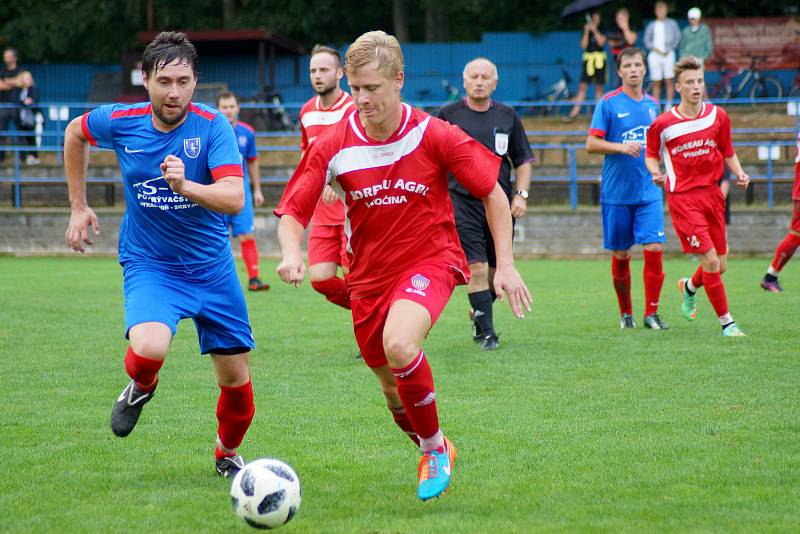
[124,347,162,392]
[611,256,632,315]
[702,271,729,318]
[691,265,704,289]
[389,406,421,446]
[240,238,259,279]
[392,351,439,441]
[771,233,800,272]
[310,276,351,309]
[216,379,255,455]
[643,250,665,316]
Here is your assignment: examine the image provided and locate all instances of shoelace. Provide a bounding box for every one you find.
[420,452,440,481]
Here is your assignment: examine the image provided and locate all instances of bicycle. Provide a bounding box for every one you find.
[708,55,783,100]
[525,59,572,116]
[787,69,800,98]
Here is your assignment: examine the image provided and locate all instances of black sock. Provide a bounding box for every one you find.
[764,273,778,283]
[468,290,495,337]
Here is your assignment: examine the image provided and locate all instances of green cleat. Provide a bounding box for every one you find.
[678,277,697,321]
[722,323,746,337]
[619,313,636,329]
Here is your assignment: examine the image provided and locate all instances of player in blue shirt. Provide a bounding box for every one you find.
[64,32,256,479]
[586,47,669,330]
[216,91,269,292]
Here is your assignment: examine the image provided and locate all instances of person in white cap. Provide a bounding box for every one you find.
[679,8,713,63]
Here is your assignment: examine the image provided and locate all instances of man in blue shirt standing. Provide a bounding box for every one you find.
[586,47,669,330]
[64,32,256,479]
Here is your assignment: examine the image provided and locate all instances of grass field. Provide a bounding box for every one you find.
[1,255,798,533]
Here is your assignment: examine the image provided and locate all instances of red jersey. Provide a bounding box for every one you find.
[299,92,354,226]
[793,133,800,200]
[646,103,735,194]
[276,104,501,298]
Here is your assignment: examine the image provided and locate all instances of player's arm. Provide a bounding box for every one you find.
[64,116,100,252]
[482,184,532,319]
[246,157,264,207]
[276,215,306,287]
[586,135,641,157]
[645,155,666,186]
[510,162,532,218]
[724,154,750,189]
[162,155,244,214]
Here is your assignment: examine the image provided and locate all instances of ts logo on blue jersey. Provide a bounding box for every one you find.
[184,138,201,158]
[622,125,648,146]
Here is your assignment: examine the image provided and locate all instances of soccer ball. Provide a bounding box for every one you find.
[230,458,302,529]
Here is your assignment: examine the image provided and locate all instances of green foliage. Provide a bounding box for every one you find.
[1,255,798,531]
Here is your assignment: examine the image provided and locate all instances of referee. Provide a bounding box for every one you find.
[437,57,534,351]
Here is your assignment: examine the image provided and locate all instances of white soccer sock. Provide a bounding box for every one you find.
[687,279,698,293]
[420,429,444,453]
[767,265,780,276]
[718,313,733,326]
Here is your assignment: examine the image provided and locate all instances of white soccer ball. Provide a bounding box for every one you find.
[230,458,302,529]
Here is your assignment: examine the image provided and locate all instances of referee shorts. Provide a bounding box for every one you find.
[451,192,515,267]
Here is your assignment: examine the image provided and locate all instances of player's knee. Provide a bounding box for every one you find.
[382,335,419,366]
[129,338,169,359]
[613,250,631,260]
[643,243,662,252]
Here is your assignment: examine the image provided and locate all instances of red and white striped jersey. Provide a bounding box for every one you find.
[646,103,735,194]
[299,91,354,225]
[276,104,501,297]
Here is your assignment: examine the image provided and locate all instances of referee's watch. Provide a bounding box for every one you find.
[514,190,529,200]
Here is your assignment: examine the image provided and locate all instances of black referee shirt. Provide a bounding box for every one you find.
[437,98,533,199]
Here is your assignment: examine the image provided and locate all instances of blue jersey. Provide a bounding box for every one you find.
[589,88,662,205]
[82,102,244,270]
[233,121,258,183]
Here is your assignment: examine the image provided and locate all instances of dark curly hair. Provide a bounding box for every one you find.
[141,31,198,78]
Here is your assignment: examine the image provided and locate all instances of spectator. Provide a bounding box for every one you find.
[608,8,638,67]
[565,11,607,122]
[644,1,681,107]
[18,71,41,165]
[679,7,713,63]
[0,48,24,163]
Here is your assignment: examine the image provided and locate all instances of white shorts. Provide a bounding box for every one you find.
[647,50,676,81]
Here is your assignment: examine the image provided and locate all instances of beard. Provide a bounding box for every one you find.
[153,102,189,126]
[314,82,336,97]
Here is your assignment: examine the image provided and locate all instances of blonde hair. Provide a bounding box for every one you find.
[345,31,404,78]
[674,55,704,82]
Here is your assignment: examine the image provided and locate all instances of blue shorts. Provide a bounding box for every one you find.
[122,258,255,355]
[227,185,254,237]
[601,200,666,251]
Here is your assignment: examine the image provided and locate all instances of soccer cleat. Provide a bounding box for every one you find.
[216,454,246,478]
[679,277,697,321]
[479,333,500,351]
[470,308,483,344]
[722,323,746,337]
[110,380,156,437]
[248,277,270,292]
[760,278,783,293]
[417,438,456,501]
[619,313,636,329]
[643,314,670,330]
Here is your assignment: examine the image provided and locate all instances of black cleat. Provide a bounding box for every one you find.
[248,277,270,292]
[471,309,485,344]
[619,313,636,329]
[111,380,156,437]
[643,313,670,330]
[479,333,500,351]
[216,454,246,478]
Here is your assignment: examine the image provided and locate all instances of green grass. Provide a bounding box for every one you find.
[1,256,798,533]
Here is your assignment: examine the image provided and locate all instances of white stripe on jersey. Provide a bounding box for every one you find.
[301,101,354,129]
[660,104,717,192]
[326,111,430,184]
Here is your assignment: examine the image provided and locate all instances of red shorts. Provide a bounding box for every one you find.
[667,186,728,254]
[351,264,460,369]
[792,200,800,233]
[308,223,350,269]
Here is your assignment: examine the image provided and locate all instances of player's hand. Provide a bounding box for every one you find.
[65,205,100,253]
[321,185,338,205]
[619,143,641,158]
[510,195,527,218]
[493,261,532,319]
[735,172,750,189]
[277,253,306,287]
[161,155,186,195]
[651,172,667,187]
[253,188,265,207]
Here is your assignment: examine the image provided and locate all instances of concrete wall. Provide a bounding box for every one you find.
[1,208,790,257]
